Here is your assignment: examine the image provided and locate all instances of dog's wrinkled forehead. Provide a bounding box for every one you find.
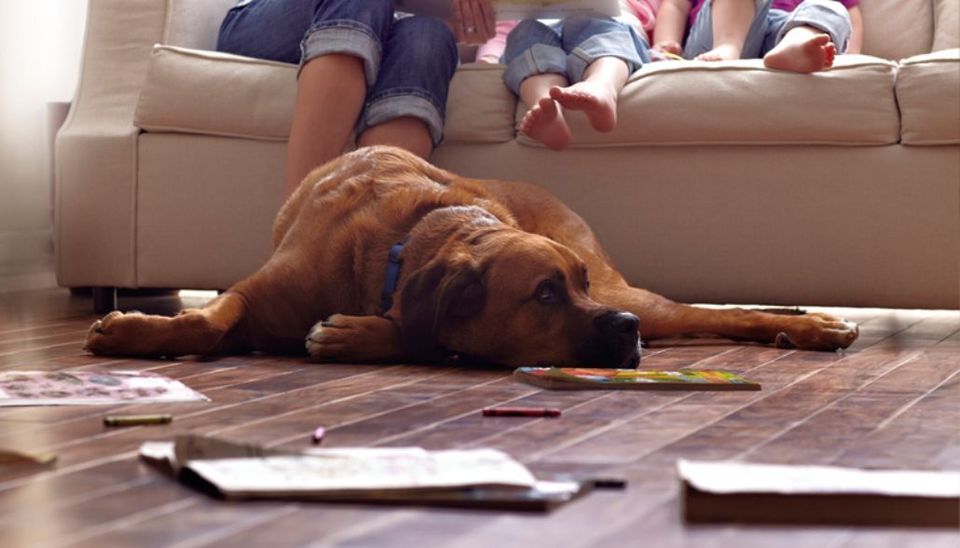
[476,232,584,287]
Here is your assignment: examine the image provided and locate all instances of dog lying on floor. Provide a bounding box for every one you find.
[85,146,858,367]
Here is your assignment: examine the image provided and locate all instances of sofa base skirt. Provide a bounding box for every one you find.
[103,135,959,309]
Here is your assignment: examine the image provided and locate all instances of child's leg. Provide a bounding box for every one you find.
[553,16,647,133]
[518,73,574,150]
[502,20,572,149]
[699,0,756,60]
[684,0,771,61]
[762,0,852,73]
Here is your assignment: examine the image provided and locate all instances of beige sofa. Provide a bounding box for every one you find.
[56,0,960,313]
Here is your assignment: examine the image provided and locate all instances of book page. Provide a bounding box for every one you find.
[185,448,537,496]
[491,0,619,20]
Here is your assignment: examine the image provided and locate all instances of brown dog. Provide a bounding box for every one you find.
[85,146,858,366]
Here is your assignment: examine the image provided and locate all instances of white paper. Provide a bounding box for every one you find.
[678,459,960,498]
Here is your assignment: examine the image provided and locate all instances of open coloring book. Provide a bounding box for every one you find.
[139,435,587,511]
[396,0,620,20]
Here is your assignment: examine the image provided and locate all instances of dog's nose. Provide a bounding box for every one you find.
[595,311,639,336]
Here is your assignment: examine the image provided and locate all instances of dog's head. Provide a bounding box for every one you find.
[395,225,640,368]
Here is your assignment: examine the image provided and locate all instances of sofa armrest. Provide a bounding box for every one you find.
[54,0,171,288]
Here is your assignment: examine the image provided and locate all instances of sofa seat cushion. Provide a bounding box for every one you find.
[139,45,900,148]
[134,45,516,144]
[516,55,900,148]
[897,49,960,145]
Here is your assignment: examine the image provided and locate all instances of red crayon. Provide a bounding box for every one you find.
[481,406,561,418]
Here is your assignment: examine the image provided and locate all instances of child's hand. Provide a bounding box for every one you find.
[653,40,682,56]
[452,0,496,44]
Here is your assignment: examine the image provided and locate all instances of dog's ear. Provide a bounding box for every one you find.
[397,256,485,360]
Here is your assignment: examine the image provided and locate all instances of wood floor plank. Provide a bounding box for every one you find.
[0,289,955,548]
[231,369,517,448]
[387,346,792,460]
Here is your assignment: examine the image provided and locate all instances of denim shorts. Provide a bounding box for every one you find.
[217,0,458,145]
[684,0,852,59]
[501,16,650,94]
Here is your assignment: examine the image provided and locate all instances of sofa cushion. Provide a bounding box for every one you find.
[933,0,960,52]
[861,0,933,60]
[136,46,295,141]
[135,45,517,144]
[897,49,960,145]
[516,55,900,148]
[139,46,900,149]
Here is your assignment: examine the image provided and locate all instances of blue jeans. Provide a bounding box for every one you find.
[501,16,650,94]
[685,0,852,59]
[217,0,458,145]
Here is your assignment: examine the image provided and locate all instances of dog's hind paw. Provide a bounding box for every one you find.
[777,313,859,351]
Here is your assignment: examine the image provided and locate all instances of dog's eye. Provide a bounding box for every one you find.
[536,281,561,304]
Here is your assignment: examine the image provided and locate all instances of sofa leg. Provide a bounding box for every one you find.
[92,287,118,314]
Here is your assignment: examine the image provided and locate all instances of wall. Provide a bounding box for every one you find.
[0,0,87,291]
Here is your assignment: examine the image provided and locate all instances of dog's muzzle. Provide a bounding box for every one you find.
[581,310,641,368]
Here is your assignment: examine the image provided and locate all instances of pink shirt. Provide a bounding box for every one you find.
[772,0,859,10]
[691,0,859,26]
[476,0,662,63]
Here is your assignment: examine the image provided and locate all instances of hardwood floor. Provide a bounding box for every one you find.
[0,288,957,547]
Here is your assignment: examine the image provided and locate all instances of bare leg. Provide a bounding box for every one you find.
[696,0,756,61]
[763,26,837,73]
[356,116,433,159]
[593,284,859,351]
[85,292,249,357]
[549,56,629,133]
[306,314,405,362]
[517,73,573,150]
[285,54,366,196]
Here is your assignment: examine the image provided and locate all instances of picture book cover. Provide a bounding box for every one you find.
[0,371,209,406]
[514,367,761,391]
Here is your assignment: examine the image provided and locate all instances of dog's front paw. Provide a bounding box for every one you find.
[775,312,859,351]
[84,311,161,356]
[305,314,404,363]
[305,315,354,361]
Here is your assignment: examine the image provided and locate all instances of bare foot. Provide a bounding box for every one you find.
[764,33,836,73]
[694,43,742,62]
[549,81,618,133]
[519,97,571,150]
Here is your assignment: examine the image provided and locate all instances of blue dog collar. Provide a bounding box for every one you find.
[379,240,406,315]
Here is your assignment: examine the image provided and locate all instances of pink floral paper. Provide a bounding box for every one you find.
[0,371,209,406]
